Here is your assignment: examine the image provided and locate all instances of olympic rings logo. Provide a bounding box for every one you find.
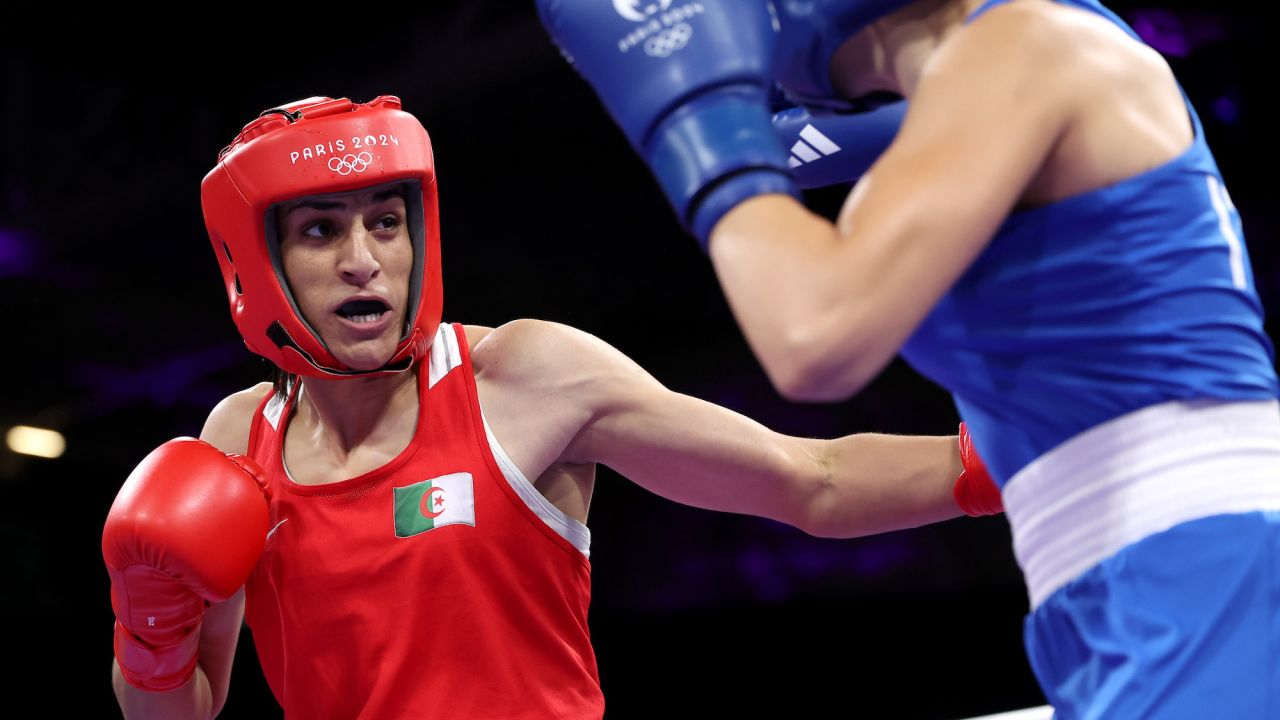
[328,152,374,175]
[643,22,692,58]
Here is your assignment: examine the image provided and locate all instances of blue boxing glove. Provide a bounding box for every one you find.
[773,99,906,189]
[538,0,800,250]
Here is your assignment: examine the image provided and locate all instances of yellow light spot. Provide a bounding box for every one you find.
[6,426,66,459]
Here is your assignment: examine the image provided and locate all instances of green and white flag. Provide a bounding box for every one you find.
[394,472,476,538]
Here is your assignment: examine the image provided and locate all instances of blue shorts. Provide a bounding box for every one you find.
[1023,511,1280,719]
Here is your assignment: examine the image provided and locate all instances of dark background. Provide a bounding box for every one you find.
[1,2,1270,717]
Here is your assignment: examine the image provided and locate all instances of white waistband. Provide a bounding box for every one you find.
[1003,399,1280,609]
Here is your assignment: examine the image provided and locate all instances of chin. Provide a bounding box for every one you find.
[318,313,408,372]
[333,342,401,372]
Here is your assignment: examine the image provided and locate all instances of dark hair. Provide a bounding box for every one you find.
[271,365,296,401]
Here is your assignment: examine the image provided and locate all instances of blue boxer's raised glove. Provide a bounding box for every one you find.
[538,0,801,250]
[773,99,906,189]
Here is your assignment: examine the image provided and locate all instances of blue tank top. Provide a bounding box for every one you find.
[899,0,1278,484]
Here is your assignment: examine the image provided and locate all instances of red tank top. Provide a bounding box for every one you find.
[243,323,602,719]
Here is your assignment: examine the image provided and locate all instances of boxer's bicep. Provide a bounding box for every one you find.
[480,320,821,526]
[569,371,821,528]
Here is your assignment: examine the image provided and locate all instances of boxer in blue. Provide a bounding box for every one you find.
[539,1,1280,716]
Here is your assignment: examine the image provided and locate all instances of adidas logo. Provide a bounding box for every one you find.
[787,124,842,168]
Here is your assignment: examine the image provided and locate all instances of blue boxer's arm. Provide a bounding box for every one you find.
[709,11,1069,401]
[537,0,800,248]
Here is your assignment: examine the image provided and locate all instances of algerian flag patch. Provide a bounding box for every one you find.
[393,473,476,538]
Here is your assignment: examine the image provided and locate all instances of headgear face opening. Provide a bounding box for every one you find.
[201,96,443,378]
[772,0,916,113]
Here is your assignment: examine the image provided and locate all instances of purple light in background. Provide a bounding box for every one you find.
[75,343,247,414]
[1127,9,1231,58]
[1212,96,1240,124]
[618,524,930,610]
[848,538,917,576]
[1128,9,1191,56]
[735,530,922,603]
[738,545,793,603]
[0,229,35,277]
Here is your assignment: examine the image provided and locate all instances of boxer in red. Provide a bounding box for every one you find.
[102,96,999,719]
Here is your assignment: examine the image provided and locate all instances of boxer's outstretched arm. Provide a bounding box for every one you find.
[708,12,1068,401]
[474,320,993,538]
[110,386,266,719]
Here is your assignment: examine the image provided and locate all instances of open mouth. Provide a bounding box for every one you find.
[335,298,391,324]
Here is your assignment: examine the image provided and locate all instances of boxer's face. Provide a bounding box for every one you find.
[830,27,898,101]
[830,1,960,101]
[276,186,413,371]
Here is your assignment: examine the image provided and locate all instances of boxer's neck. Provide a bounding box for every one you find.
[294,368,419,454]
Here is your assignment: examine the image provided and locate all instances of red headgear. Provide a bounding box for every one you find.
[201,95,442,377]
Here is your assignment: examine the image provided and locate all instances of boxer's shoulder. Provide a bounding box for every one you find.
[927,4,1069,79]
[945,1,1114,75]
[469,319,626,400]
[200,382,272,455]
[461,323,496,352]
[469,319,583,381]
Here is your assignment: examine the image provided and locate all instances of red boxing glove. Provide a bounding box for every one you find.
[953,422,1003,517]
[102,438,270,691]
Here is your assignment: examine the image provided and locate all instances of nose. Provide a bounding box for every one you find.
[336,224,380,285]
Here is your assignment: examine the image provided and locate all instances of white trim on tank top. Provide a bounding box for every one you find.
[438,323,591,558]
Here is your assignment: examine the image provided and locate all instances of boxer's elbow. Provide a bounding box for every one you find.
[765,325,876,403]
[790,460,870,539]
[796,487,859,538]
[768,366,860,399]
[770,363,849,403]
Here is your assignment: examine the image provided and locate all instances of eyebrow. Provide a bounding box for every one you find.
[285,188,405,214]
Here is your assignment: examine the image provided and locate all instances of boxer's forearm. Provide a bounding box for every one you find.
[797,433,964,538]
[195,589,246,718]
[111,589,243,720]
[113,660,213,720]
